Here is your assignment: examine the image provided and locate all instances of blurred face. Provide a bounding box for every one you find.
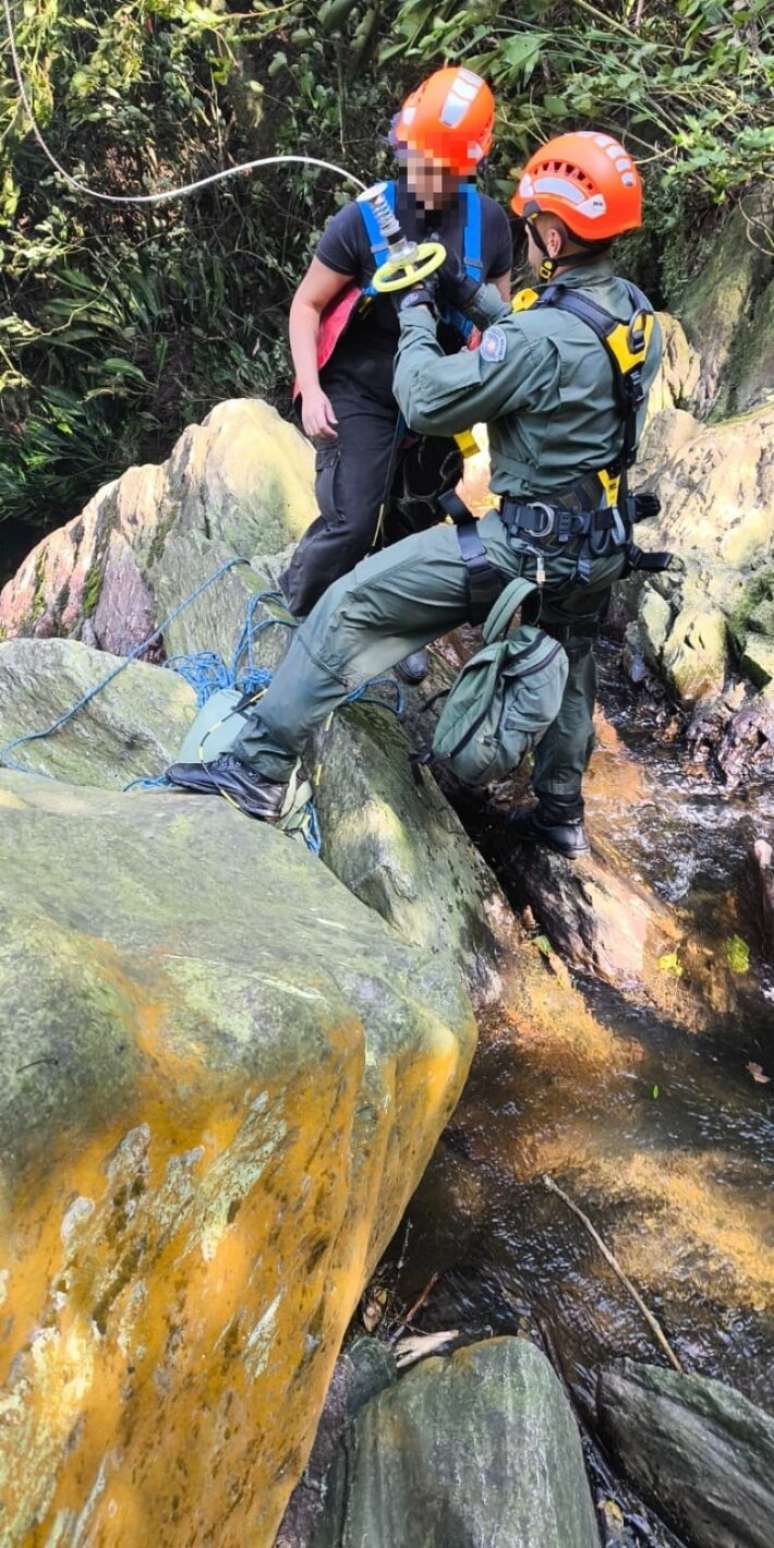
[405,148,462,210]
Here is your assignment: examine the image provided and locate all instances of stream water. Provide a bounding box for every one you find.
[388,641,774,1437]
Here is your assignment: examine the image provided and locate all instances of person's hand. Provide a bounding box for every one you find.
[301,386,338,440]
[435,248,482,313]
[391,277,439,317]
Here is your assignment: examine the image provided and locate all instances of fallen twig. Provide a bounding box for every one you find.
[389,1270,440,1346]
[543,1175,683,1373]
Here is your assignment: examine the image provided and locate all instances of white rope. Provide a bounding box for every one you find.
[1,0,366,202]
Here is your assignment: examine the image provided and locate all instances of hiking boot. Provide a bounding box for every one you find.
[507,804,590,859]
[165,754,288,821]
[395,648,429,685]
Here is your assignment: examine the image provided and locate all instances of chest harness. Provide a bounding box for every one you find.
[357,179,483,343]
[499,280,671,584]
[445,277,672,624]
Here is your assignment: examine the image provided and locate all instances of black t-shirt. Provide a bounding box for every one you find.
[316,178,513,369]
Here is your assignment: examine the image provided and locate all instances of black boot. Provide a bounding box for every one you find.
[507,797,589,859]
[165,753,289,821]
[395,648,429,685]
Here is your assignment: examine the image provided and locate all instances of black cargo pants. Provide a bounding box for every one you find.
[280,354,463,617]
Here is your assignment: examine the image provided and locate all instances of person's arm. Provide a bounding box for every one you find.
[289,258,353,439]
[393,307,542,437]
[492,271,512,304]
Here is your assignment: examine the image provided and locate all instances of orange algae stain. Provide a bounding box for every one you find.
[2,938,372,1547]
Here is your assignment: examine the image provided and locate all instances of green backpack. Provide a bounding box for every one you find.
[431,577,568,787]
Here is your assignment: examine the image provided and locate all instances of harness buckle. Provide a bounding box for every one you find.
[527,502,555,539]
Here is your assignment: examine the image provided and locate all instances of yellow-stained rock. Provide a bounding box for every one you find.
[645,314,701,422]
[0,773,475,1546]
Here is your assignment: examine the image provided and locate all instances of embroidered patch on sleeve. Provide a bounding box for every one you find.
[480,325,507,363]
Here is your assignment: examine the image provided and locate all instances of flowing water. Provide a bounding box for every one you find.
[389,643,774,1427]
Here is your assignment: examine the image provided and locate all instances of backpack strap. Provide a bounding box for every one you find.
[439,491,505,624]
[360,181,396,298]
[482,576,537,644]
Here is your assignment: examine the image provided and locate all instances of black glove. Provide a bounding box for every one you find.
[434,245,482,312]
[391,276,439,317]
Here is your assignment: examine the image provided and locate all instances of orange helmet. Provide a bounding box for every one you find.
[394,67,494,176]
[511,131,642,242]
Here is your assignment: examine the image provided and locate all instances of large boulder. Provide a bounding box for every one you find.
[598,1360,774,1548]
[0,399,316,662]
[0,636,196,786]
[668,187,774,420]
[630,402,774,706]
[314,699,516,1003]
[314,1337,600,1548]
[0,773,475,1547]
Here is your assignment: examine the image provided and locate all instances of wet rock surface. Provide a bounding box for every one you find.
[0,773,474,1546]
[313,1337,600,1548]
[0,635,196,785]
[597,1360,774,1548]
[276,1338,397,1548]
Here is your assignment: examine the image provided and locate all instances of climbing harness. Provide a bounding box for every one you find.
[501,282,673,584]
[358,179,483,339]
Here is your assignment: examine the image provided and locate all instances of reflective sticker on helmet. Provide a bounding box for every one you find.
[440,68,482,127]
[533,173,586,205]
[403,105,416,124]
[621,172,636,186]
[575,193,607,218]
[480,325,507,363]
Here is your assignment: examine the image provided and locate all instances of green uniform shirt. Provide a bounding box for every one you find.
[393,258,662,499]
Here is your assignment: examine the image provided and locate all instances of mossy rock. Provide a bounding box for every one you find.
[0,772,475,1546]
[0,637,197,787]
[315,1337,599,1548]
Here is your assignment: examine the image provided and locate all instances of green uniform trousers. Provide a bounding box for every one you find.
[232,510,625,802]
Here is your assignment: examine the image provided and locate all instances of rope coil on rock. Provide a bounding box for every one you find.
[0,562,404,857]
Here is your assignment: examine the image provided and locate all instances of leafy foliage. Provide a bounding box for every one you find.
[0,0,771,544]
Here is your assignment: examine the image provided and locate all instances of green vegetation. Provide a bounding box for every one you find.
[1,0,771,543]
[724,934,750,973]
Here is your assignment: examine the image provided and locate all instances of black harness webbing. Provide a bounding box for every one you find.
[438,490,505,624]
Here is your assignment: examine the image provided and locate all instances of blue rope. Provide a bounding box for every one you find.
[0,557,250,774]
[1,560,403,859]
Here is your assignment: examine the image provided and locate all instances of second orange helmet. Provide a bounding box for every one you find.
[511,131,643,241]
[394,68,495,176]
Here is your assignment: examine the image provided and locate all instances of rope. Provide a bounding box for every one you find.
[0,557,250,773]
[0,559,404,857]
[2,0,366,205]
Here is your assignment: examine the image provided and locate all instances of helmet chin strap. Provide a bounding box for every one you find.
[525,207,603,281]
